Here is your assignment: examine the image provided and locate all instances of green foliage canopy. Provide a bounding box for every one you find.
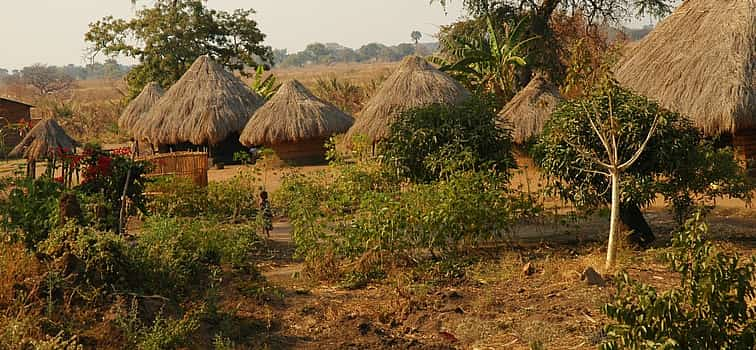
[85,0,272,97]
[382,96,516,183]
[534,82,753,222]
[602,213,756,349]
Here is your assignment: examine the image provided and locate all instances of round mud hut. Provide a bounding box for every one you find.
[10,118,78,178]
[498,74,563,145]
[133,55,264,162]
[240,80,354,163]
[346,56,471,145]
[614,0,755,171]
[118,82,163,136]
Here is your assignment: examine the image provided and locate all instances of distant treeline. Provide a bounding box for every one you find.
[0,59,131,82]
[274,42,439,68]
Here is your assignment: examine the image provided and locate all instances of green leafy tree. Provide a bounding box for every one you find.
[602,213,756,349]
[534,82,752,253]
[431,16,534,104]
[432,0,673,80]
[86,0,272,97]
[382,96,516,183]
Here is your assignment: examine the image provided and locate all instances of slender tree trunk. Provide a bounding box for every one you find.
[606,169,620,271]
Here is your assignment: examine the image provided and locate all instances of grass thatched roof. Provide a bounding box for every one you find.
[134,55,264,145]
[10,119,78,160]
[118,82,163,134]
[499,75,563,144]
[346,56,471,143]
[614,0,755,136]
[240,80,354,146]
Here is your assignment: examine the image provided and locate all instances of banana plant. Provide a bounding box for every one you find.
[250,65,280,100]
[430,16,536,103]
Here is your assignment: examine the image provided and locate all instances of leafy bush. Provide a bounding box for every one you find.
[601,213,756,349]
[39,223,132,288]
[146,172,260,220]
[135,216,260,295]
[0,177,63,249]
[77,144,152,231]
[382,96,516,182]
[278,164,539,273]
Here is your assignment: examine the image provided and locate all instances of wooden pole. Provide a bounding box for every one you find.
[117,142,138,235]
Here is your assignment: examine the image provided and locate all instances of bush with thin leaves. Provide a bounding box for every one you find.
[601,212,756,349]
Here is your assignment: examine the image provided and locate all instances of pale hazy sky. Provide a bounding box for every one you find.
[0,0,468,70]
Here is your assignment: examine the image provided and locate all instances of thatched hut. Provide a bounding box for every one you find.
[10,118,78,178]
[240,80,354,163]
[498,75,563,144]
[118,82,163,135]
[133,55,264,162]
[614,0,755,166]
[346,56,471,145]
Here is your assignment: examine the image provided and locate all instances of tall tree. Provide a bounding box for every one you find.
[411,30,423,46]
[20,64,75,95]
[432,0,673,79]
[86,0,272,98]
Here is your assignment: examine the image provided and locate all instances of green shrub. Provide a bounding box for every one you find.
[279,165,540,270]
[0,177,63,249]
[115,299,200,350]
[382,96,516,182]
[601,213,756,349]
[146,172,260,220]
[39,223,132,288]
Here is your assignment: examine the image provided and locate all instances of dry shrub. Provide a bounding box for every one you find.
[0,243,43,307]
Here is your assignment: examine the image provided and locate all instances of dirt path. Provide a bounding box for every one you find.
[258,220,304,285]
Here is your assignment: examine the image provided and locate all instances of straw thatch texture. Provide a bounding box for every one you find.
[240,80,354,146]
[499,75,563,143]
[346,56,471,143]
[10,119,78,160]
[614,0,755,136]
[134,55,264,146]
[118,82,163,134]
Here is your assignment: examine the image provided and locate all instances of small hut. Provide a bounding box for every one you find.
[498,75,563,144]
[118,82,163,135]
[346,56,471,145]
[240,80,354,163]
[614,0,755,168]
[10,119,78,178]
[133,55,264,162]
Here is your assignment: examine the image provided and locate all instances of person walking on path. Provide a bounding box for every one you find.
[259,190,273,238]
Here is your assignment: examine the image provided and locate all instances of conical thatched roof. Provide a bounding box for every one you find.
[10,119,78,160]
[499,75,563,144]
[118,82,163,134]
[614,0,755,136]
[346,56,471,143]
[133,55,264,145]
[240,80,354,146]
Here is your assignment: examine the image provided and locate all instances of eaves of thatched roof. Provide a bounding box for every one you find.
[499,75,563,144]
[10,119,78,160]
[134,55,264,146]
[240,80,354,146]
[346,55,471,144]
[614,0,755,136]
[118,82,163,134]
